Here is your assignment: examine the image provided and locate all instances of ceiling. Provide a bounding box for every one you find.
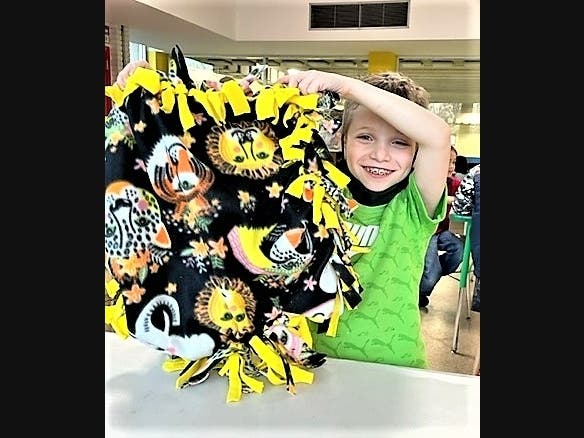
[105,0,480,105]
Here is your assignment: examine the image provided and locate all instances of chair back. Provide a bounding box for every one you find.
[449,213,472,287]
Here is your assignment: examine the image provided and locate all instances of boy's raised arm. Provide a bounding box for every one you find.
[279,70,451,216]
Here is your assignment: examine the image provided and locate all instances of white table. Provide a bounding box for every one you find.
[106,333,480,438]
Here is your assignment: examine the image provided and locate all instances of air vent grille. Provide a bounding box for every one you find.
[310,2,409,29]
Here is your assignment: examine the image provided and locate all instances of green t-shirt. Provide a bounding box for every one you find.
[312,172,446,368]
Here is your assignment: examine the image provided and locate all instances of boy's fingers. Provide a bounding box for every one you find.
[116,72,130,89]
[279,76,299,89]
[115,60,152,89]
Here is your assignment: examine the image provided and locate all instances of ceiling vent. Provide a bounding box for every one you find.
[310,2,409,29]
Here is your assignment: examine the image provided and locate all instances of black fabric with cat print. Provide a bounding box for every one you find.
[104,46,362,400]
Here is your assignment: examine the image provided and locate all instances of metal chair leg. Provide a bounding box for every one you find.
[451,285,465,353]
[450,214,474,354]
[465,271,474,319]
[472,344,480,375]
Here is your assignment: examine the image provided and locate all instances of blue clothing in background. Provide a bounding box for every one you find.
[419,231,464,296]
[419,176,463,302]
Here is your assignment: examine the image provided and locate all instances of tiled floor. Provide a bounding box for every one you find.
[420,271,480,375]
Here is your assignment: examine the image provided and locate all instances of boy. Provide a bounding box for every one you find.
[278,70,451,368]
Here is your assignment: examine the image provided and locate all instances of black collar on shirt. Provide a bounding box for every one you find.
[336,159,410,207]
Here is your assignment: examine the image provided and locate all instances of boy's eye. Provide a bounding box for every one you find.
[357,134,372,141]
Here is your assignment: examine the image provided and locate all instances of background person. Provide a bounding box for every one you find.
[418,146,463,308]
[452,164,480,311]
[453,154,468,180]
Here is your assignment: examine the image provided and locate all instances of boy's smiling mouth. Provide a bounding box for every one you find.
[363,166,392,176]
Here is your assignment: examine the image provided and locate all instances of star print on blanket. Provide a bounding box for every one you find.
[104,45,363,402]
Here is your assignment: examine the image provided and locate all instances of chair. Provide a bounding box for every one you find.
[449,213,475,353]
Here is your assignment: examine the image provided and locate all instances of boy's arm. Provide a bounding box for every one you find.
[278,70,451,217]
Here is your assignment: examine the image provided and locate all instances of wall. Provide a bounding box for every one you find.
[132,0,238,39]
[134,0,479,43]
[105,23,130,83]
[454,124,480,158]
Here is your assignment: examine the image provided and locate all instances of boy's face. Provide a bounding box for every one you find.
[448,150,457,175]
[343,106,416,192]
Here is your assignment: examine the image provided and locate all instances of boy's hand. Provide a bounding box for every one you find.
[278,70,349,96]
[115,60,152,89]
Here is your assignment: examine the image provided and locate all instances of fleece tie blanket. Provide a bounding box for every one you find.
[104,45,363,402]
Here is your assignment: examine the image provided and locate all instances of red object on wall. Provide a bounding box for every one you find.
[105,44,112,115]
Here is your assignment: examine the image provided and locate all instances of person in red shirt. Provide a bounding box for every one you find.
[418,146,463,307]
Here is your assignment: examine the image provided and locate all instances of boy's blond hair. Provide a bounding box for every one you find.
[341,71,430,140]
